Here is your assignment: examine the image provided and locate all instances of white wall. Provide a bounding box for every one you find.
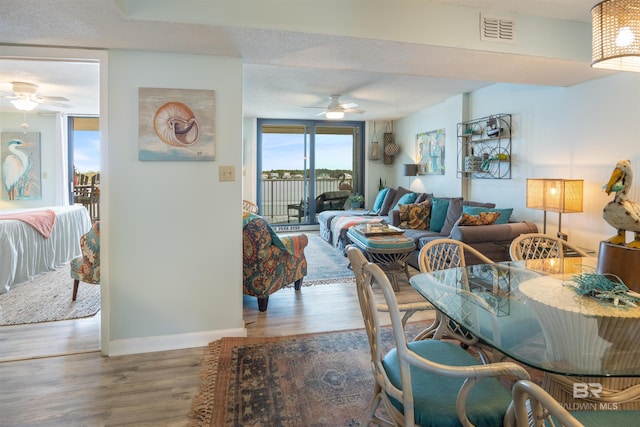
[106,50,245,355]
[0,113,58,209]
[394,72,640,252]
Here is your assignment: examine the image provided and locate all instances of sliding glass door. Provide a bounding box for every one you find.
[257,119,364,225]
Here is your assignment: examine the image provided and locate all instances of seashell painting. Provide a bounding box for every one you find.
[138,87,215,161]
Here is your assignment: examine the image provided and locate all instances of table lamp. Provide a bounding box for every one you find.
[404,164,418,189]
[526,178,584,240]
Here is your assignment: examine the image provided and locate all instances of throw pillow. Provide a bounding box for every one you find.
[398,200,431,230]
[415,192,433,204]
[457,211,501,226]
[462,206,513,224]
[392,192,418,211]
[379,188,397,216]
[429,197,450,232]
[440,199,496,236]
[386,186,412,214]
[371,188,390,213]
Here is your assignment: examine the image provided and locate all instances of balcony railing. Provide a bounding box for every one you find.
[260,177,353,224]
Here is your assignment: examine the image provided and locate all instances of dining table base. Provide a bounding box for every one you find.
[542,373,640,410]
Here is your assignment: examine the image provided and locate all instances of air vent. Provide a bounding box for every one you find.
[480,14,515,43]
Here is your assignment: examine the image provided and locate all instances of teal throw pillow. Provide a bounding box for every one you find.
[462,206,513,224]
[372,188,390,213]
[429,197,450,232]
[392,192,418,211]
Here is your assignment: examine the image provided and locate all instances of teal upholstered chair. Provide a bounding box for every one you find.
[243,213,307,311]
[70,221,100,301]
[513,380,639,427]
[346,245,530,427]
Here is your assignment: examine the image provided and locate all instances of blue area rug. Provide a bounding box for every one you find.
[296,232,354,286]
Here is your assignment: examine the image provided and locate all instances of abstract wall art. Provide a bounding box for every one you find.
[416,129,445,175]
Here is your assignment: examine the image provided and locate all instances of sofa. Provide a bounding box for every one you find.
[318,186,538,268]
[243,212,308,311]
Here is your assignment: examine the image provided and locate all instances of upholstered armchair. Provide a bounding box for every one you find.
[70,221,100,301]
[243,213,308,311]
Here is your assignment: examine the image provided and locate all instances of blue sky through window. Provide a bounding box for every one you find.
[74,130,100,172]
[262,133,352,171]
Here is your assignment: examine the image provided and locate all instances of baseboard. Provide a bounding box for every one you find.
[106,327,247,356]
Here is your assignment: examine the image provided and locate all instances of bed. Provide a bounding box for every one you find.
[0,205,92,294]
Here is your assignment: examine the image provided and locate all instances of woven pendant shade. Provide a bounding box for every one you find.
[592,0,640,72]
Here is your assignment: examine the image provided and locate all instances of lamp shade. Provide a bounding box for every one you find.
[592,0,640,72]
[404,164,418,176]
[526,179,584,213]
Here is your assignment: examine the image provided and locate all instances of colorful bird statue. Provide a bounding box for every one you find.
[2,140,30,200]
[603,159,640,248]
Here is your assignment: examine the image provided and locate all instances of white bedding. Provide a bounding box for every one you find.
[0,205,92,294]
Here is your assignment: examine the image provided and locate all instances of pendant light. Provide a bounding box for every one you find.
[592,0,640,72]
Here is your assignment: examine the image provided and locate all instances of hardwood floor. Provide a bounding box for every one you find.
[0,270,432,426]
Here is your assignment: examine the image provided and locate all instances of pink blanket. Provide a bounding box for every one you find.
[0,209,56,238]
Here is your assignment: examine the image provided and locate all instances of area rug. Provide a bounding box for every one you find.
[188,323,429,427]
[293,232,354,286]
[0,265,100,326]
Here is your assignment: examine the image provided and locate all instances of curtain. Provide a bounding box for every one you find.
[54,112,69,205]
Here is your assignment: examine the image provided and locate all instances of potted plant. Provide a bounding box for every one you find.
[349,194,365,209]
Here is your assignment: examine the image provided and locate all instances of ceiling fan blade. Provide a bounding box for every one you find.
[343,108,365,114]
[41,100,72,108]
[315,111,327,116]
[35,95,70,102]
[340,102,359,109]
[302,106,325,109]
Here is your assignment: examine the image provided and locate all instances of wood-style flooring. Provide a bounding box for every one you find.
[0,267,432,426]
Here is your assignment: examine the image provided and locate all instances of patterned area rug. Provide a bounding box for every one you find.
[0,265,100,325]
[187,324,429,427]
[290,232,354,287]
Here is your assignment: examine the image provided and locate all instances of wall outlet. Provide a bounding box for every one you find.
[219,165,236,182]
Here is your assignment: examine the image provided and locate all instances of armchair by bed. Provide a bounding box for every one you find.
[70,221,100,301]
[243,213,308,311]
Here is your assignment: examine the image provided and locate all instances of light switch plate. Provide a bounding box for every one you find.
[219,165,236,182]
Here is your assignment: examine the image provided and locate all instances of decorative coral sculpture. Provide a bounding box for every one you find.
[603,159,640,248]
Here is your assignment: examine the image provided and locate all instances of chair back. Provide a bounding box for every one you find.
[513,380,584,427]
[509,233,588,261]
[242,199,259,214]
[418,238,493,273]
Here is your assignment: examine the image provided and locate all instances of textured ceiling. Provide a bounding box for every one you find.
[0,0,613,120]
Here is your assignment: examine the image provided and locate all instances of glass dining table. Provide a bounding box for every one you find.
[410,257,640,409]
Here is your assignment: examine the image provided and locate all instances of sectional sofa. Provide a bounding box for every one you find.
[317,186,537,268]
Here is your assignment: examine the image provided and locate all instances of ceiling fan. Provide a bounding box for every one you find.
[1,81,71,111]
[304,95,365,119]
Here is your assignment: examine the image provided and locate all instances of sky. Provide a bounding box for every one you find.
[73,130,100,172]
[262,133,353,171]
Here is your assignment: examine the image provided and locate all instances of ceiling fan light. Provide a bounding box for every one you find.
[326,110,344,119]
[11,98,38,111]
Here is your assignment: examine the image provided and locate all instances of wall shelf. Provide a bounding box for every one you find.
[457,113,512,179]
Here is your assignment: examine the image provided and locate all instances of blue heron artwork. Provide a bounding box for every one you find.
[1,132,41,201]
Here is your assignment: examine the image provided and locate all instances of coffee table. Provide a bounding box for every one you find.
[347,224,415,291]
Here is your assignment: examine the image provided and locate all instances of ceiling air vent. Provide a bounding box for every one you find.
[480,14,515,43]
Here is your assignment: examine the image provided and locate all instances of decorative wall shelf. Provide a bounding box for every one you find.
[457,113,512,179]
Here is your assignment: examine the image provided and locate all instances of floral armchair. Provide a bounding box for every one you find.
[70,221,100,301]
[243,213,308,311]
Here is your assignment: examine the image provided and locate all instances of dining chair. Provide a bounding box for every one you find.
[347,246,434,339]
[513,380,639,427]
[346,246,530,427]
[418,238,494,272]
[509,233,588,261]
[242,199,259,214]
[417,239,498,348]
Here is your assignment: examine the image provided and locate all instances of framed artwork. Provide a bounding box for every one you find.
[416,129,445,175]
[138,87,216,161]
[1,132,41,200]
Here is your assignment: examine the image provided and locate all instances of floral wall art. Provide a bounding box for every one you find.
[1,132,41,200]
[138,87,216,161]
[416,129,445,175]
